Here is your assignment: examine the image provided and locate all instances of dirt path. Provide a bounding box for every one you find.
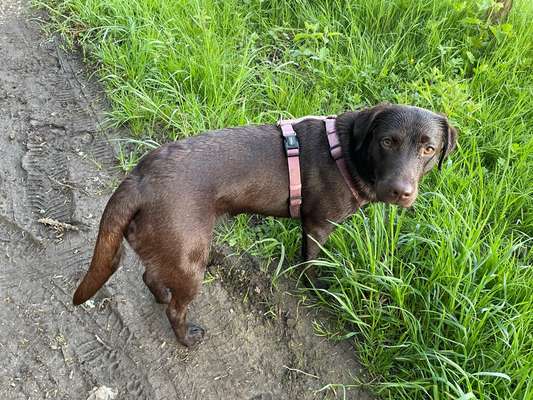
[0,2,371,399]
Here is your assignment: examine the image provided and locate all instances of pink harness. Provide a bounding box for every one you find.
[278,116,364,218]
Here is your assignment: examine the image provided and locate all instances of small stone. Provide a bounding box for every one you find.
[84,300,96,309]
[87,386,117,400]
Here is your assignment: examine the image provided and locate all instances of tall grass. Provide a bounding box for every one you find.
[39,0,533,398]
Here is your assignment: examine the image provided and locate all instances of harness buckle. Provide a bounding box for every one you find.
[284,134,300,154]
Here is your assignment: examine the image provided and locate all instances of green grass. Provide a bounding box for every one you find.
[38,0,533,398]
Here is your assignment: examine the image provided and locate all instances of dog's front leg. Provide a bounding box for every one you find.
[301,219,335,284]
[301,218,335,261]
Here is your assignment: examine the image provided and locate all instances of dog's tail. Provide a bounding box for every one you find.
[73,177,140,305]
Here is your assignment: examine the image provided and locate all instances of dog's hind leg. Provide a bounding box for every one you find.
[142,271,171,304]
[158,225,212,347]
[127,201,213,346]
[165,266,206,347]
[141,240,209,346]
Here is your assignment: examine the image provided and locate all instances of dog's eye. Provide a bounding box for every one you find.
[381,138,393,148]
[422,146,435,156]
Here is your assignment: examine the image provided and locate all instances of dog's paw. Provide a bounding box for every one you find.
[179,323,205,347]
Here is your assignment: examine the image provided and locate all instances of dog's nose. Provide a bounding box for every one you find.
[390,181,414,201]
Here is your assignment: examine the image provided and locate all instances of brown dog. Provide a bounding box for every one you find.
[73,104,457,346]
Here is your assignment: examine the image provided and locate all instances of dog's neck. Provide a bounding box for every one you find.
[335,112,376,203]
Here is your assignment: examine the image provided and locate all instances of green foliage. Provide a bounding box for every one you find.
[39,0,533,398]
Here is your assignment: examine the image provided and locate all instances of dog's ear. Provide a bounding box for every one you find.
[437,116,458,170]
[351,103,390,152]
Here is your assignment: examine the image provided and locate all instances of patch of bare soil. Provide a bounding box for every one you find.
[0,2,371,399]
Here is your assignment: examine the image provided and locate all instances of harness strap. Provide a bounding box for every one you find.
[324,118,362,202]
[278,116,363,218]
[279,121,302,218]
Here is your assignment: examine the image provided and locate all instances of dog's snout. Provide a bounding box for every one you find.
[390,181,415,201]
[377,178,418,207]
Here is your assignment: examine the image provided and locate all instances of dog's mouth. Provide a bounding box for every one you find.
[395,196,417,208]
[378,196,416,208]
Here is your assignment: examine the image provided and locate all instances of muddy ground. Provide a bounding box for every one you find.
[0,2,371,399]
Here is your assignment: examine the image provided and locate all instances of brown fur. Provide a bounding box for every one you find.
[72,104,457,347]
[188,245,208,264]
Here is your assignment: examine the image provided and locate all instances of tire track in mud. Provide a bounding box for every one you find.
[23,132,74,223]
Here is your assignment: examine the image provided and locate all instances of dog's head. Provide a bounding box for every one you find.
[349,103,457,207]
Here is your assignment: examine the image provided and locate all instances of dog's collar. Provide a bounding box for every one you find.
[278,115,366,218]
